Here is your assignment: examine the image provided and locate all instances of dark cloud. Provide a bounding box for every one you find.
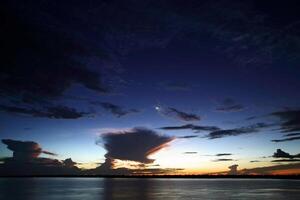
[1,0,299,110]
[216,98,244,112]
[240,163,300,175]
[206,123,272,139]
[92,102,139,117]
[159,124,220,132]
[156,106,200,121]
[272,149,300,159]
[283,132,300,137]
[245,116,258,121]
[228,164,238,175]
[215,153,232,156]
[0,139,80,176]
[271,159,300,162]
[2,139,56,160]
[177,135,198,139]
[271,109,300,133]
[183,152,197,154]
[97,127,174,165]
[271,136,300,143]
[1,3,109,106]
[213,159,234,162]
[250,160,261,163]
[63,158,77,168]
[273,149,293,159]
[0,105,90,119]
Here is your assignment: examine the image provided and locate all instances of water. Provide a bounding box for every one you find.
[0,178,300,200]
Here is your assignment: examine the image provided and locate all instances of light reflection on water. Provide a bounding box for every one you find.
[0,178,300,200]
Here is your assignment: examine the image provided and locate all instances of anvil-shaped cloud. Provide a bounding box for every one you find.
[97,127,174,165]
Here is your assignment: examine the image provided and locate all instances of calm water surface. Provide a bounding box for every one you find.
[0,178,299,200]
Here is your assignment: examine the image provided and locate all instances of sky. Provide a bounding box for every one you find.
[0,0,300,175]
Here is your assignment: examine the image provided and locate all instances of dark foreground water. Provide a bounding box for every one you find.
[0,178,300,200]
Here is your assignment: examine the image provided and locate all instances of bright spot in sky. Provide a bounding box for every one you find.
[155,106,160,111]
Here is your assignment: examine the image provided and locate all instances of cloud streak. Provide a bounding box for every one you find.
[213,159,235,162]
[92,102,139,117]
[205,123,272,139]
[159,124,220,132]
[177,135,198,139]
[156,106,200,121]
[216,98,244,112]
[271,136,300,143]
[271,109,300,133]
[0,105,91,119]
[215,153,232,156]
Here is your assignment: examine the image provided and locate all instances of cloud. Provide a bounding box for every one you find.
[1,2,111,108]
[271,109,300,133]
[0,139,80,175]
[250,160,261,163]
[272,149,300,159]
[271,159,300,162]
[2,139,56,160]
[213,159,234,162]
[283,132,300,137]
[97,127,174,165]
[205,123,272,139]
[240,163,300,175]
[270,109,300,141]
[271,136,300,143]
[228,164,238,175]
[92,102,139,117]
[216,98,244,112]
[156,106,200,121]
[183,152,197,154]
[159,124,220,132]
[215,153,232,156]
[1,0,298,111]
[177,135,198,139]
[0,105,91,119]
[63,158,77,168]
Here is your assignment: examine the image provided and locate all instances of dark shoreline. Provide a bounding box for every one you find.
[1,175,300,179]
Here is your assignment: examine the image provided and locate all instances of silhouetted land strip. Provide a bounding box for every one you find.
[1,175,300,179]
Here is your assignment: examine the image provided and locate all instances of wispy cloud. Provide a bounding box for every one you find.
[213,159,235,162]
[156,106,200,121]
[272,136,300,143]
[0,105,91,119]
[205,123,272,139]
[271,109,300,133]
[177,135,198,139]
[159,124,220,132]
[216,98,244,112]
[91,102,139,117]
[183,152,198,154]
[215,153,232,156]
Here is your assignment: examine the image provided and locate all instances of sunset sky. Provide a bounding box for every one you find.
[1,0,300,175]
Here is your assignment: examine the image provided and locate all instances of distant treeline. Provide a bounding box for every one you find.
[1,175,300,179]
